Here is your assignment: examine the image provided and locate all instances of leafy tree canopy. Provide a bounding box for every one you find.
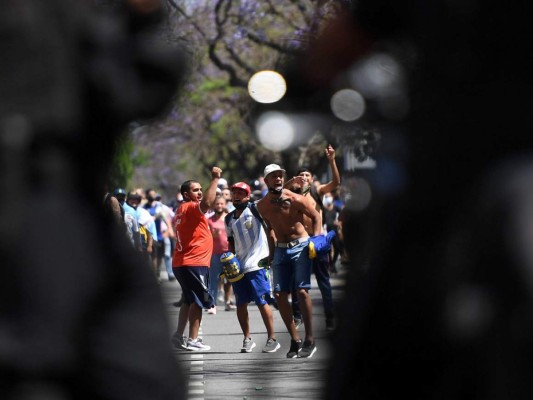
[127,0,343,199]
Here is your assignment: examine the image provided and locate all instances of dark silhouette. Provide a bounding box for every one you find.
[280,1,533,399]
[0,1,188,399]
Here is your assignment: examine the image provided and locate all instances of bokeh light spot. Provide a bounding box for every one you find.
[248,70,287,103]
[344,177,372,212]
[256,111,294,151]
[330,89,365,121]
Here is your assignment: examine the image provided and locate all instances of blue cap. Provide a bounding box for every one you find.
[114,188,127,196]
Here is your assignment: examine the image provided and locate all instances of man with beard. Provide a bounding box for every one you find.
[257,164,321,358]
[171,167,222,352]
[223,182,280,353]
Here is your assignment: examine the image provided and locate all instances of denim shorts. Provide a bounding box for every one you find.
[272,240,312,293]
[232,268,274,306]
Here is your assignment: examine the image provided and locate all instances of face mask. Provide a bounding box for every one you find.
[234,201,248,210]
[323,196,333,206]
[268,186,282,195]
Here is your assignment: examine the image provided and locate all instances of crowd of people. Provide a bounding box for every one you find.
[105,145,347,358]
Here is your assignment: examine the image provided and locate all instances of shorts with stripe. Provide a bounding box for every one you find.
[173,266,214,309]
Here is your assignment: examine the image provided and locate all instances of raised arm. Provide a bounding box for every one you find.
[200,166,222,213]
[284,175,306,190]
[318,144,341,196]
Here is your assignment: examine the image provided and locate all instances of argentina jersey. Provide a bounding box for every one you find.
[226,206,269,273]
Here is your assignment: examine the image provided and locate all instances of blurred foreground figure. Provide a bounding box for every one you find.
[280,1,533,399]
[0,1,187,399]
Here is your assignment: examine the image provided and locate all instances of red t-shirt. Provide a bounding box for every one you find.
[172,201,213,267]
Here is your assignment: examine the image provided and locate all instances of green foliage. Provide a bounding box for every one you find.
[131,147,152,168]
[128,0,342,198]
[199,78,228,92]
[108,134,134,190]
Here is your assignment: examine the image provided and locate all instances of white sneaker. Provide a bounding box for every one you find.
[186,338,211,351]
[207,306,217,314]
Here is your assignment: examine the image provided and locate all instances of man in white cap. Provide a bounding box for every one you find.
[256,164,321,358]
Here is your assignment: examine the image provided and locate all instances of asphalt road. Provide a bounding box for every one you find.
[159,265,347,400]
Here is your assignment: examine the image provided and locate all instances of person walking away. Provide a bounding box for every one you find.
[171,167,223,351]
[116,188,142,251]
[155,193,177,281]
[223,182,280,353]
[257,164,321,358]
[145,189,166,282]
[126,192,154,264]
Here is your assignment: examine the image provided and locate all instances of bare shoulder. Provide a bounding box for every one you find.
[304,193,317,208]
[256,197,269,213]
[285,190,310,208]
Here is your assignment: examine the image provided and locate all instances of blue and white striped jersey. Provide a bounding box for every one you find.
[225,204,269,273]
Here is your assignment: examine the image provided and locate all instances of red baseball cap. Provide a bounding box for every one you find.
[231,182,251,195]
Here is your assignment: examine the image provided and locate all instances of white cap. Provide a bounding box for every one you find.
[263,164,286,178]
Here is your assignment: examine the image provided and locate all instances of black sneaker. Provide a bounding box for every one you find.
[326,317,335,331]
[286,339,302,358]
[299,340,317,358]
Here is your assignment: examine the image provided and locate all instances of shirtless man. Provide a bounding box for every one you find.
[257,164,321,358]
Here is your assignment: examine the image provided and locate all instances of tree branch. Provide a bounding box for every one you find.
[166,0,208,40]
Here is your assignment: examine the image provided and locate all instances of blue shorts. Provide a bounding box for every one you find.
[232,269,275,306]
[173,266,214,309]
[272,240,312,293]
